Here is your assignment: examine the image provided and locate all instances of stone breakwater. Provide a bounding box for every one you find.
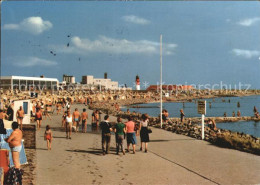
[115,113,260,155]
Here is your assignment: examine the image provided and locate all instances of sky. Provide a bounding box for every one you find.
[1,1,260,89]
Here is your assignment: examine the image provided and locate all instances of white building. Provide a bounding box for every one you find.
[82,75,118,90]
[0,76,59,90]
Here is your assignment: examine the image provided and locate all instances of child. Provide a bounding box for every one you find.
[44,125,53,150]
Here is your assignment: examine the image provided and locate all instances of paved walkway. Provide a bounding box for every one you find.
[35,104,260,185]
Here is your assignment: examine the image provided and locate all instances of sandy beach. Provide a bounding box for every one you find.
[33,104,260,185]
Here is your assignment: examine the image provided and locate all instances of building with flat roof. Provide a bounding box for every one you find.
[81,75,118,90]
[63,74,75,84]
[0,76,59,90]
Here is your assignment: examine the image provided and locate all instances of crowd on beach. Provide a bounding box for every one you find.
[58,102,151,155]
[1,88,260,183]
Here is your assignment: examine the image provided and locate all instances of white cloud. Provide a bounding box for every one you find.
[237,17,260,27]
[3,16,53,35]
[12,57,57,67]
[52,36,177,56]
[3,24,20,30]
[122,15,151,25]
[232,49,260,59]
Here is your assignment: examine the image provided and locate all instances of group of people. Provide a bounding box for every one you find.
[59,106,151,155]
[100,114,150,155]
[62,108,89,139]
[162,109,185,124]
[230,110,241,117]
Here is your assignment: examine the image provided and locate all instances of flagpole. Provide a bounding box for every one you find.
[160,35,163,128]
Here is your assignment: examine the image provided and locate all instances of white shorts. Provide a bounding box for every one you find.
[11,145,22,152]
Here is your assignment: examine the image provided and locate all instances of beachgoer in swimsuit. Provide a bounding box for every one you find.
[44,125,53,150]
[35,108,43,130]
[81,108,88,133]
[5,122,22,169]
[16,106,24,130]
[66,112,73,139]
[73,108,80,132]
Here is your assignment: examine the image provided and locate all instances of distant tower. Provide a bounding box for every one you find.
[104,72,108,79]
[136,75,140,90]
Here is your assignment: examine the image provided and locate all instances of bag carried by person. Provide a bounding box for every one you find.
[6,167,23,185]
[147,127,152,134]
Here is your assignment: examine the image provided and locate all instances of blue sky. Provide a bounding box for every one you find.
[2,1,260,89]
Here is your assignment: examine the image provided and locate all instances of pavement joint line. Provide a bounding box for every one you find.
[148,150,220,185]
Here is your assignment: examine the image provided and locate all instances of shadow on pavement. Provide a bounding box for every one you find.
[150,138,196,142]
[66,149,102,156]
[36,148,48,151]
[53,136,67,139]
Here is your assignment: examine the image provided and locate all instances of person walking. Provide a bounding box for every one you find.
[66,112,73,139]
[35,108,43,130]
[81,108,88,133]
[100,115,112,155]
[44,125,53,150]
[125,116,137,154]
[16,106,24,130]
[72,108,80,132]
[139,114,150,153]
[114,117,126,155]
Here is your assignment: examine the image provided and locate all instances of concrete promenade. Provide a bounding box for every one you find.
[35,104,260,185]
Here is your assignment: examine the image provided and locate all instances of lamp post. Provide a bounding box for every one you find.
[160,35,163,128]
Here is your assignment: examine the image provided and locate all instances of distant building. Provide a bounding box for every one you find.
[63,74,75,84]
[146,85,194,91]
[81,75,118,90]
[0,76,59,90]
